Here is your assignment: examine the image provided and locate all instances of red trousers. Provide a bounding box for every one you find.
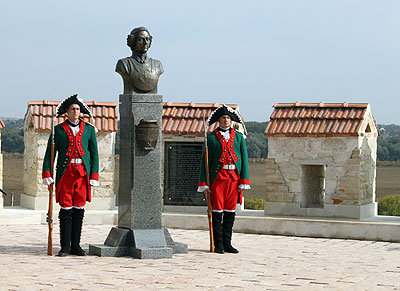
[58,163,88,208]
[210,169,240,212]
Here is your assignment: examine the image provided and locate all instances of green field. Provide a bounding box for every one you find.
[2,154,400,206]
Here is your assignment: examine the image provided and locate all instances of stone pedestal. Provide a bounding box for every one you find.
[89,94,187,259]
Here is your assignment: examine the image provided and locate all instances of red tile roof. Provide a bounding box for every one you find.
[25,100,242,135]
[25,100,118,132]
[265,102,378,137]
[0,117,4,130]
[162,102,240,135]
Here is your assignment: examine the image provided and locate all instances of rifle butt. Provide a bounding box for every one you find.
[204,146,215,252]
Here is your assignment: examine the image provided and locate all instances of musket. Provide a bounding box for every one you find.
[0,188,7,196]
[47,107,56,256]
[202,112,215,253]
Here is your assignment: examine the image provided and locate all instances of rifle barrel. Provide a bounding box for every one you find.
[202,112,214,252]
[47,109,55,256]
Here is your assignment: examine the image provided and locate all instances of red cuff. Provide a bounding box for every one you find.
[239,179,250,184]
[42,171,51,179]
[198,181,207,187]
[90,173,99,180]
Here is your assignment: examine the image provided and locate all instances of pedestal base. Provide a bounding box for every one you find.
[89,226,187,259]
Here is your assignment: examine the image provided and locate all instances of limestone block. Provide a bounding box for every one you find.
[100,158,114,168]
[340,178,361,190]
[343,199,360,206]
[325,180,338,195]
[279,163,301,180]
[99,171,114,181]
[351,148,362,159]
[287,180,301,193]
[333,153,351,164]
[284,192,295,202]
[266,184,288,193]
[265,163,279,171]
[266,192,285,202]
[265,175,285,184]
[345,187,361,197]
[347,159,361,167]
[265,168,279,176]
[321,138,346,151]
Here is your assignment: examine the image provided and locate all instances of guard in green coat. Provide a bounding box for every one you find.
[42,94,99,256]
[198,104,250,253]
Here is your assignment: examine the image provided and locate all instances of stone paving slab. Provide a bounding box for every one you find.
[0,224,400,290]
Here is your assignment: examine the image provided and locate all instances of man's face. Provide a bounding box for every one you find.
[134,30,151,53]
[67,104,80,122]
[218,115,232,128]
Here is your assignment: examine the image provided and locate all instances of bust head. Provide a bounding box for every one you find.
[127,27,153,53]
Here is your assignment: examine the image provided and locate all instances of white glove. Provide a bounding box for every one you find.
[197,185,209,193]
[43,177,54,185]
[238,184,251,191]
[90,180,99,187]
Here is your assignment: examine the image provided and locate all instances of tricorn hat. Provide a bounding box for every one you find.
[56,94,92,117]
[207,104,243,126]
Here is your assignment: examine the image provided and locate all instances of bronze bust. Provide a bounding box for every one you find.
[116,27,164,94]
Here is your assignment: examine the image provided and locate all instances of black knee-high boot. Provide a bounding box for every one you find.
[70,208,86,256]
[212,212,224,254]
[58,209,72,257]
[222,211,239,253]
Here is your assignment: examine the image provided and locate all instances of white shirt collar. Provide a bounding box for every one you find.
[219,127,231,142]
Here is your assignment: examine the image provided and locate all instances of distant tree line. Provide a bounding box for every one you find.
[377,124,400,161]
[1,119,400,161]
[1,119,24,153]
[244,121,268,158]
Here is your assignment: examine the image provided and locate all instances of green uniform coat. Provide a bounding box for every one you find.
[198,129,250,187]
[42,120,99,203]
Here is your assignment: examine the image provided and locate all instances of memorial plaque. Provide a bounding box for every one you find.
[164,142,206,206]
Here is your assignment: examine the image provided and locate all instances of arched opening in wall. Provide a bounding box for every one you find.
[300,165,325,208]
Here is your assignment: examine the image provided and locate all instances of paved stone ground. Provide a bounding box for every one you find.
[0,225,400,290]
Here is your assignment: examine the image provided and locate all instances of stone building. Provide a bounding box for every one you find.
[0,117,4,209]
[23,100,118,211]
[162,102,246,207]
[264,102,379,219]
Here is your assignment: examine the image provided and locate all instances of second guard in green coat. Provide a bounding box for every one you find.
[198,104,250,254]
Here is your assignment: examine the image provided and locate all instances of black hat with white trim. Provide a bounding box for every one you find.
[207,104,242,126]
[56,94,92,117]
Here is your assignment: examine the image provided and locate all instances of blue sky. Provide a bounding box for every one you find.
[1,0,399,124]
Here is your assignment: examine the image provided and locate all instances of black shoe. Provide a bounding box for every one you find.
[57,209,72,257]
[70,247,87,256]
[71,208,86,256]
[222,211,239,254]
[223,244,239,254]
[57,250,69,257]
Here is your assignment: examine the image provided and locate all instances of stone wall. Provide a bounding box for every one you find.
[23,131,49,202]
[91,132,116,210]
[265,134,377,218]
[22,129,116,210]
[264,159,290,203]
